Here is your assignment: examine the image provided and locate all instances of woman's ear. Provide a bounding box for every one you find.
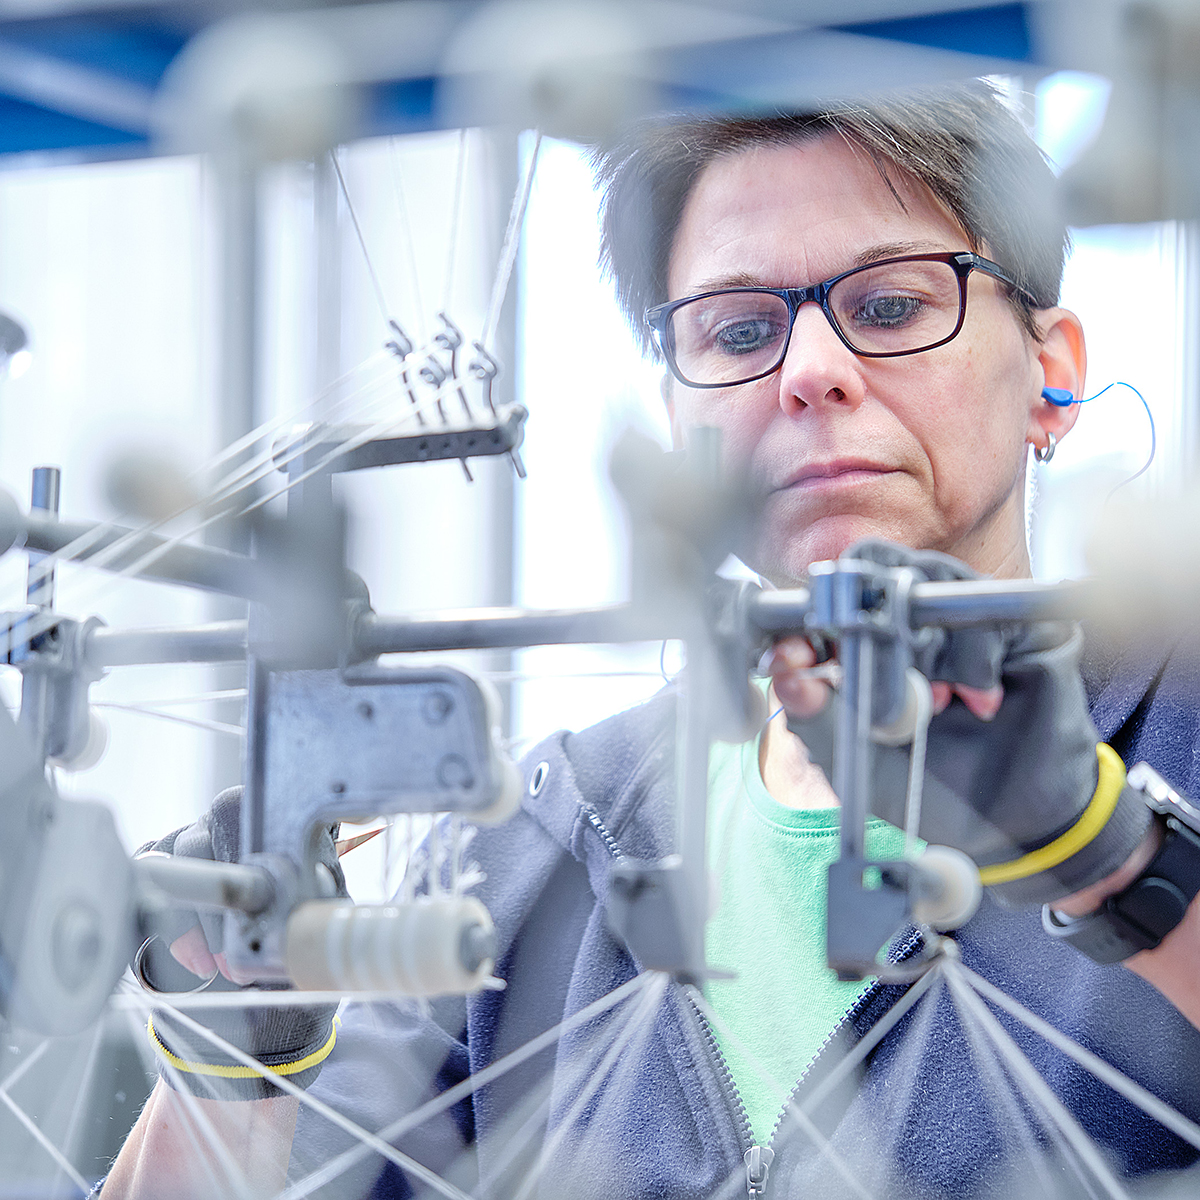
[1029,307,1087,449]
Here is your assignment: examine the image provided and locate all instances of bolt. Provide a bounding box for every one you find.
[330,781,346,794]
[437,754,473,789]
[423,691,453,724]
[357,701,375,721]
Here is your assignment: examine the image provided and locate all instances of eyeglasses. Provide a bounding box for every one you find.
[645,252,1028,390]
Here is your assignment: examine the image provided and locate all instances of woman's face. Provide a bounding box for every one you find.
[664,135,1082,584]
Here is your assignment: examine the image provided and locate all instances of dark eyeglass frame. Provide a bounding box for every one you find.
[645,251,1031,390]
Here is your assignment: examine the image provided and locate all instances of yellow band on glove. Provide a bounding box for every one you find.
[977,744,1126,887]
[147,1014,339,1081]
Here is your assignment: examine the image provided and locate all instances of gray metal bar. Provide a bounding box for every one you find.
[136,854,274,917]
[747,578,1091,636]
[835,631,874,861]
[77,577,1095,670]
[25,467,59,609]
[678,634,714,978]
[744,587,813,633]
[22,509,263,599]
[86,621,248,668]
[354,604,661,654]
[909,578,1094,628]
[82,606,659,667]
[18,466,63,767]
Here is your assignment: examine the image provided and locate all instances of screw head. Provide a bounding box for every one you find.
[423,691,453,724]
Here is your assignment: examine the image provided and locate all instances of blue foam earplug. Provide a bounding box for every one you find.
[1042,387,1075,406]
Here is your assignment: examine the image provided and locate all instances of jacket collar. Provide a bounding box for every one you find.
[1081,624,1172,744]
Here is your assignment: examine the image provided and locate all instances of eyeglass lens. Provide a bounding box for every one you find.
[666,258,966,387]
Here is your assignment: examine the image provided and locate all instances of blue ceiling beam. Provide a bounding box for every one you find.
[834,3,1036,65]
[0,2,1043,158]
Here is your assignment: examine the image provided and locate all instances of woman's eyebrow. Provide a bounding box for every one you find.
[851,241,947,267]
[688,243,953,294]
[690,271,764,291]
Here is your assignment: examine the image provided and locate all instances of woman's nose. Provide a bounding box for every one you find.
[775,303,867,417]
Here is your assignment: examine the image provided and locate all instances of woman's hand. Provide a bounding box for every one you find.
[765,635,1005,724]
[757,540,1152,911]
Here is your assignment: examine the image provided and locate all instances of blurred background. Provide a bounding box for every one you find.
[0,1,1198,1190]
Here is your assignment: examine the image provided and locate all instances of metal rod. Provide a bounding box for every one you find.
[678,632,714,977]
[834,631,874,860]
[354,604,662,655]
[909,578,1094,628]
[86,621,249,667]
[79,578,1095,670]
[21,508,264,599]
[136,853,274,916]
[747,578,1091,636]
[25,467,59,609]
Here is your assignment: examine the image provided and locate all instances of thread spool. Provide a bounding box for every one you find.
[286,895,497,995]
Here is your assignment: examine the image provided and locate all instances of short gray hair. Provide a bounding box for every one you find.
[594,81,1066,356]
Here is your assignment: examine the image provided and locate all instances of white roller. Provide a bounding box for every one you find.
[872,667,934,746]
[472,675,523,825]
[286,895,496,996]
[909,844,983,932]
[48,710,108,773]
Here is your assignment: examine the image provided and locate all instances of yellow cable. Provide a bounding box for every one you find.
[148,1013,339,1080]
[978,744,1126,887]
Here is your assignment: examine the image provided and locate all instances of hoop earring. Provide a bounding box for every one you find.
[1033,432,1056,464]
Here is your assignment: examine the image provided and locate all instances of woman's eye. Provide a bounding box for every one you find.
[854,294,923,326]
[713,319,782,355]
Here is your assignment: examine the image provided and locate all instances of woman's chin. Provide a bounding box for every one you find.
[753,514,919,584]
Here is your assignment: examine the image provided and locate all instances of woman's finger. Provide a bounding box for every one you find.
[952,682,1004,721]
[765,636,831,720]
[169,924,218,979]
[930,680,1003,720]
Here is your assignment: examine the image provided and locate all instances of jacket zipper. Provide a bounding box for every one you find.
[765,924,927,1149]
[584,806,778,1199]
[582,805,626,862]
[583,807,924,1199]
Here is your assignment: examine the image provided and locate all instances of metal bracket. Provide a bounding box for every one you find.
[607,857,705,983]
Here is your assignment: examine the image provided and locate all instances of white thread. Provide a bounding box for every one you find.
[480,132,543,350]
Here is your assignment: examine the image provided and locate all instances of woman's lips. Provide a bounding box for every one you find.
[779,460,898,492]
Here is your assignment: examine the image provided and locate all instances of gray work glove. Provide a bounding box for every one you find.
[788,540,1152,908]
[136,788,345,1100]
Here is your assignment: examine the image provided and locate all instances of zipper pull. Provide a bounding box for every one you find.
[744,1145,774,1198]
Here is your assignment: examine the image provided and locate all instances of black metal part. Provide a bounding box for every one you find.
[270,403,527,476]
[826,856,918,981]
[608,858,705,981]
[810,557,934,977]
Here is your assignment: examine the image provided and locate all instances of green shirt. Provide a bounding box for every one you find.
[705,730,912,1144]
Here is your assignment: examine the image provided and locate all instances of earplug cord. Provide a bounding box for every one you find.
[1050,381,1156,500]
